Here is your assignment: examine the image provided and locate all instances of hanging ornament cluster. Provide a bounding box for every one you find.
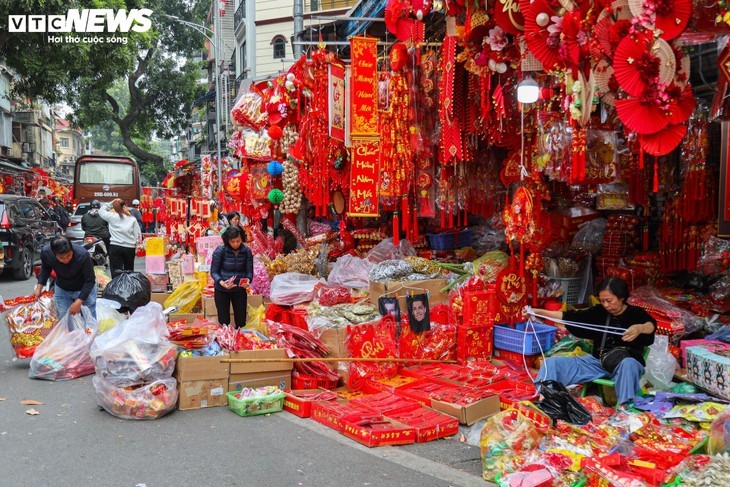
[268,188,285,205]
[280,157,302,214]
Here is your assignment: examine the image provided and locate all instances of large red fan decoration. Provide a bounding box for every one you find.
[639,123,688,155]
[385,0,416,41]
[615,96,670,134]
[524,0,562,72]
[613,32,675,97]
[628,0,693,41]
[666,85,696,125]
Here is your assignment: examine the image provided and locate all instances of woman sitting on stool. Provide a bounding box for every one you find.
[528,277,656,406]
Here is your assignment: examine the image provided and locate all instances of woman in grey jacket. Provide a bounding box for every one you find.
[99,198,141,277]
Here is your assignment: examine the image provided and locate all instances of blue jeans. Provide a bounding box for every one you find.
[535,354,644,405]
[55,284,97,328]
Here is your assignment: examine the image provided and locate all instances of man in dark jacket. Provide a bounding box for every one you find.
[81,200,111,250]
[52,196,71,228]
[33,236,97,323]
[130,199,144,231]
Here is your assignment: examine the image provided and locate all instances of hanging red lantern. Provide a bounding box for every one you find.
[389,43,409,72]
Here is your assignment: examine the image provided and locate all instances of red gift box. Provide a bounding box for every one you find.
[385,405,459,443]
[340,412,416,447]
[462,290,497,326]
[310,400,370,433]
[351,391,421,415]
[284,389,338,418]
[394,378,461,406]
[457,324,494,363]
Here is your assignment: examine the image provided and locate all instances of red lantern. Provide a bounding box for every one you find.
[268,124,284,140]
[389,43,409,72]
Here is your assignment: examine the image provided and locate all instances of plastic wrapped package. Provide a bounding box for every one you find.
[95,266,112,291]
[91,303,176,386]
[368,259,414,282]
[644,335,678,390]
[629,286,705,337]
[365,238,416,263]
[246,304,268,337]
[5,295,57,359]
[698,236,730,277]
[472,251,510,282]
[346,316,399,390]
[327,255,374,289]
[317,286,351,307]
[570,218,606,254]
[399,317,457,362]
[163,279,202,313]
[93,376,178,420]
[269,272,326,305]
[710,275,730,303]
[29,307,98,380]
[708,406,730,454]
[480,410,544,481]
[250,259,271,297]
[96,298,126,334]
[167,317,218,349]
[101,271,151,313]
[230,91,266,129]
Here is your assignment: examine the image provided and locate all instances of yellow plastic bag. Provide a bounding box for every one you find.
[246,304,267,336]
[163,279,202,313]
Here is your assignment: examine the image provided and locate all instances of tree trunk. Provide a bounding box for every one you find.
[120,133,163,166]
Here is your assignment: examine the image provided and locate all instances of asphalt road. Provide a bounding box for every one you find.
[0,261,489,487]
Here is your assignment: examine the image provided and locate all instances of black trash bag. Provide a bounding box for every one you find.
[101,271,151,313]
[535,380,592,425]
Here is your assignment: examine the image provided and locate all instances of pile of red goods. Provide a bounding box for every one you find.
[167,318,218,349]
[268,320,340,387]
[5,295,57,359]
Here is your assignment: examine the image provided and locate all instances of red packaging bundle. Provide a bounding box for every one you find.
[399,317,457,362]
[346,316,399,390]
[5,294,57,359]
[351,391,420,415]
[167,317,218,349]
[317,286,351,307]
[268,320,340,386]
[93,376,178,420]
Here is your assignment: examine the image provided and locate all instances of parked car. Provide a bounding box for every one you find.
[66,202,91,241]
[0,195,62,280]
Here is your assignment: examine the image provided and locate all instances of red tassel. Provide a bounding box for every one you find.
[401,196,410,236]
[519,245,525,278]
[413,207,419,239]
[653,159,660,193]
[393,211,400,246]
[339,218,346,241]
[448,203,454,228]
[440,206,445,228]
[639,138,644,169]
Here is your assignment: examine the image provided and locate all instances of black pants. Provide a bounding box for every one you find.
[214,289,247,328]
[109,244,136,278]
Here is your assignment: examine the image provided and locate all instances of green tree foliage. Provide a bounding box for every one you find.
[0,0,208,170]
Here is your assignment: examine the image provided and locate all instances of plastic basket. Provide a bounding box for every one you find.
[493,322,557,355]
[226,391,286,417]
[556,277,583,305]
[426,229,472,251]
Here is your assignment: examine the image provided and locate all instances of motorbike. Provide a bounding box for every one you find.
[33,237,108,291]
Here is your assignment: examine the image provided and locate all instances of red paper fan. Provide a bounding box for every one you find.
[591,17,613,59]
[616,97,670,134]
[614,33,653,97]
[560,11,582,71]
[385,0,416,42]
[595,60,617,106]
[629,0,692,41]
[524,0,561,71]
[639,123,687,156]
[666,85,696,124]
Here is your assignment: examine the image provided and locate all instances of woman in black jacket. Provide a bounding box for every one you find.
[210,226,253,328]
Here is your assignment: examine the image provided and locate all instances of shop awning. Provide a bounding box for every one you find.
[0,159,32,174]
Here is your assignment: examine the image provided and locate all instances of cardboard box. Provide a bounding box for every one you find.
[228,371,292,392]
[150,292,172,306]
[177,379,229,410]
[202,294,264,317]
[283,389,337,418]
[368,278,449,311]
[385,406,460,443]
[229,349,293,375]
[431,394,500,426]
[319,327,348,359]
[174,354,230,382]
[167,313,208,324]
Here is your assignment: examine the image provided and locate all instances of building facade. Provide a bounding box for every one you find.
[12,101,56,171]
[55,119,84,179]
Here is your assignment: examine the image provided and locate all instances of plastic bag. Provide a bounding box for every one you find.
[29,307,97,381]
[365,238,416,263]
[327,255,374,289]
[269,272,326,305]
[163,279,202,313]
[570,218,606,254]
[644,335,677,390]
[246,304,268,336]
[94,266,112,291]
[535,380,592,425]
[96,298,126,334]
[91,302,176,386]
[317,286,351,307]
[472,251,510,282]
[5,295,57,359]
[93,376,178,420]
[346,316,399,390]
[101,271,151,313]
[629,286,704,337]
[480,410,544,480]
[708,406,730,454]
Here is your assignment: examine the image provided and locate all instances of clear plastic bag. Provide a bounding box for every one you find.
[629,286,705,337]
[163,279,202,313]
[644,335,678,391]
[365,238,416,263]
[570,218,606,254]
[90,302,176,386]
[5,295,58,359]
[101,271,151,313]
[269,272,325,305]
[708,406,730,454]
[93,376,178,420]
[327,255,374,289]
[29,307,98,381]
[96,298,126,334]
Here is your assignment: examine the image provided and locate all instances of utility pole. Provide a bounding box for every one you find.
[293,0,303,58]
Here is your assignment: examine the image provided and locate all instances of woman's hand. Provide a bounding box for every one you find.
[622,322,652,342]
[219,277,235,289]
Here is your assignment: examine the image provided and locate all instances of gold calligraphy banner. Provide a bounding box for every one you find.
[329,63,345,141]
[350,36,378,137]
[348,137,380,217]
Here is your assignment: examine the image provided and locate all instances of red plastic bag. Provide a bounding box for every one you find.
[347,316,399,390]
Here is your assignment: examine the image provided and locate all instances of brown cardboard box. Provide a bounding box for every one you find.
[150,292,172,306]
[228,371,291,392]
[167,313,209,324]
[202,294,264,317]
[368,278,448,311]
[430,394,500,426]
[228,349,293,375]
[174,354,230,382]
[177,379,229,410]
[319,327,348,359]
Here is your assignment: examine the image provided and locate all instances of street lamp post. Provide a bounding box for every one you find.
[163,14,223,197]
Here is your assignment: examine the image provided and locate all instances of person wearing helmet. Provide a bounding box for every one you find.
[81,200,110,251]
[129,199,144,231]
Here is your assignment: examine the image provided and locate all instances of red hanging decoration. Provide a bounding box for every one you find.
[392,211,400,246]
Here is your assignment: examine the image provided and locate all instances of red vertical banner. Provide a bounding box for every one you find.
[348,138,380,217]
[721,122,730,236]
[329,63,345,142]
[350,36,379,137]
